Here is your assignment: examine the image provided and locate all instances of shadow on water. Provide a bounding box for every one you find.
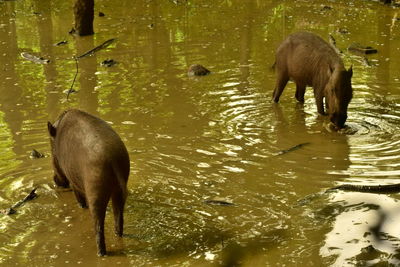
[122,193,288,265]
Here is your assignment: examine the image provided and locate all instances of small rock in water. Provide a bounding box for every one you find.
[321,5,332,11]
[101,59,117,67]
[99,12,105,17]
[188,64,211,76]
[30,149,45,159]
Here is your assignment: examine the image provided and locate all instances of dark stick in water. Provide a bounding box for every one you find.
[329,183,400,193]
[1,188,38,215]
[204,199,235,206]
[76,38,116,59]
[275,142,310,156]
[66,57,79,100]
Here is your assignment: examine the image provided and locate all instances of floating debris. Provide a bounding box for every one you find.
[64,89,78,99]
[30,149,45,159]
[188,64,211,76]
[76,38,116,59]
[275,142,310,156]
[21,52,50,64]
[98,12,105,17]
[321,5,332,11]
[361,56,372,67]
[204,199,235,206]
[348,43,378,55]
[337,28,349,34]
[1,188,38,215]
[65,57,79,100]
[329,183,400,193]
[54,40,68,46]
[101,59,117,67]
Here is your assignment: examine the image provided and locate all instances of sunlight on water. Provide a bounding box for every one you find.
[320,192,400,266]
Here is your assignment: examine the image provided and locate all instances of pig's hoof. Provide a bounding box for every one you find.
[78,203,88,209]
[114,228,123,237]
[97,249,106,257]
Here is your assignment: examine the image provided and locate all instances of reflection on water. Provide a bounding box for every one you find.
[320,192,400,266]
[0,0,400,266]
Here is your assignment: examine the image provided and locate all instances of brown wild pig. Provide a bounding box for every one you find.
[47,109,130,256]
[272,31,353,129]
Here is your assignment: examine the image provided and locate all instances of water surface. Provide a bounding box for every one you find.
[1,0,400,266]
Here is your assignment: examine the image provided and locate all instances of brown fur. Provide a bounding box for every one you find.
[47,109,130,256]
[272,32,353,128]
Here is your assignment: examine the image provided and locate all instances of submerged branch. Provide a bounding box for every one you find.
[66,57,79,100]
[204,199,235,206]
[275,142,310,156]
[329,183,400,193]
[76,38,116,59]
[1,188,38,215]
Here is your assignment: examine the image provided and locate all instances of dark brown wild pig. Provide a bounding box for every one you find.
[272,31,353,129]
[47,109,130,256]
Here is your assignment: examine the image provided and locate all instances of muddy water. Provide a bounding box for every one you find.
[1,0,400,266]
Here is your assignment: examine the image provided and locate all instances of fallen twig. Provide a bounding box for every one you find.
[66,57,79,100]
[328,183,400,193]
[1,188,38,215]
[275,142,310,156]
[76,38,116,59]
[204,199,235,206]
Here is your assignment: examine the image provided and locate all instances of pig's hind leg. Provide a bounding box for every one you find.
[295,83,306,103]
[272,71,289,102]
[111,186,127,237]
[89,193,110,256]
[72,189,88,208]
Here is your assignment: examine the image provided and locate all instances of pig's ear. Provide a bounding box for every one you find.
[47,122,56,137]
[348,65,353,78]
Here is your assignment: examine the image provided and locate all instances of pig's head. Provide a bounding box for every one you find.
[326,66,353,129]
